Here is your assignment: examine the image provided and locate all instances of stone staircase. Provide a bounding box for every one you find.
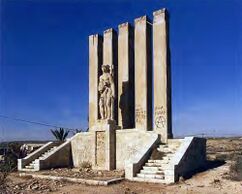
[133,140,182,183]
[22,145,58,171]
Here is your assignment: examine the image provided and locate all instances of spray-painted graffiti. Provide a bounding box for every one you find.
[135,106,146,125]
[155,106,166,129]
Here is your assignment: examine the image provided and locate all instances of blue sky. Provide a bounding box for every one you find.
[0,0,241,141]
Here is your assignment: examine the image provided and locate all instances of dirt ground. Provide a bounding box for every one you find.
[3,138,242,194]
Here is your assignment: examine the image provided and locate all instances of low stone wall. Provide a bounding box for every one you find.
[115,129,159,179]
[165,137,207,183]
[175,137,206,180]
[39,141,72,170]
[71,129,159,172]
[116,129,159,170]
[18,142,58,171]
[71,132,95,167]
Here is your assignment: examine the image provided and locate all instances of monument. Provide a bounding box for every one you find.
[18,8,206,184]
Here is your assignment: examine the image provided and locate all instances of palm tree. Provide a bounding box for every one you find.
[50,128,69,141]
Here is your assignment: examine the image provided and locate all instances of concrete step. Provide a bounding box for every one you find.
[20,145,59,172]
[39,146,57,158]
[143,165,169,171]
[145,161,169,167]
[163,153,174,157]
[132,177,167,184]
[160,143,181,147]
[148,159,163,163]
[25,165,34,169]
[162,156,172,161]
[159,146,180,150]
[137,173,164,179]
[148,159,171,164]
[157,148,176,153]
[140,169,164,175]
[143,166,161,171]
[49,147,57,151]
[157,148,176,152]
[21,168,38,172]
[40,153,49,157]
[145,163,163,167]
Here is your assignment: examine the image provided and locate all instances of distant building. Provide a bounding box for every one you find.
[20,143,45,156]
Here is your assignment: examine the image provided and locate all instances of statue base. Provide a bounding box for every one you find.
[88,119,118,131]
[96,119,116,126]
[88,119,118,170]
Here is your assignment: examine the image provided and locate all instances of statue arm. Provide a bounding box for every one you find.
[110,76,115,98]
[98,77,104,92]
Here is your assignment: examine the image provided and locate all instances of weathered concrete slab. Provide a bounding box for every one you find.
[153,9,173,142]
[118,22,134,129]
[89,34,103,129]
[19,173,124,186]
[134,16,152,131]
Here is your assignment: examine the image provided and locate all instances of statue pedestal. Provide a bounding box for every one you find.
[97,119,116,126]
[91,119,118,170]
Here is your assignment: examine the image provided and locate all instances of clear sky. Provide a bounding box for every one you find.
[0,0,241,141]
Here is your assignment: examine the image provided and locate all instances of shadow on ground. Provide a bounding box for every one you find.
[183,159,226,180]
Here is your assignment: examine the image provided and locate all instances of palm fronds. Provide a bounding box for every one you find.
[50,128,69,141]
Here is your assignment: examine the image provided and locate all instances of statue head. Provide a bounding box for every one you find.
[101,64,110,73]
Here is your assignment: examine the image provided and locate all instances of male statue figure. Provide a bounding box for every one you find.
[98,64,115,120]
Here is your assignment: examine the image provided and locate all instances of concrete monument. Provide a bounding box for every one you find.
[18,8,206,184]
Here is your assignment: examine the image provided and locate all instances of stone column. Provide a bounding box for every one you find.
[89,34,102,129]
[153,9,172,142]
[103,28,118,123]
[134,16,152,130]
[118,23,134,129]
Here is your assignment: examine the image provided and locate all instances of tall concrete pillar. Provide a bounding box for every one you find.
[89,34,103,129]
[118,23,134,129]
[153,9,172,142]
[103,28,118,122]
[134,16,152,130]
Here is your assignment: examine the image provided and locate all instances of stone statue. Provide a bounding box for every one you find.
[98,64,115,120]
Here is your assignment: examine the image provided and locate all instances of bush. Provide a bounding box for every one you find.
[229,155,242,181]
[0,142,21,193]
[0,158,15,193]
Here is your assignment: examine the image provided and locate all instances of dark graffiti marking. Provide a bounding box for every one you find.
[155,106,166,129]
[155,115,166,128]
[135,107,146,125]
[155,106,166,115]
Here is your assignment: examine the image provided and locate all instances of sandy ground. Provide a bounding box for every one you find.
[6,163,242,194]
[4,138,242,194]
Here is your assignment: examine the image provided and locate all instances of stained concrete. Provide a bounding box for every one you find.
[134,16,152,131]
[153,9,173,142]
[89,35,103,129]
[118,23,134,129]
